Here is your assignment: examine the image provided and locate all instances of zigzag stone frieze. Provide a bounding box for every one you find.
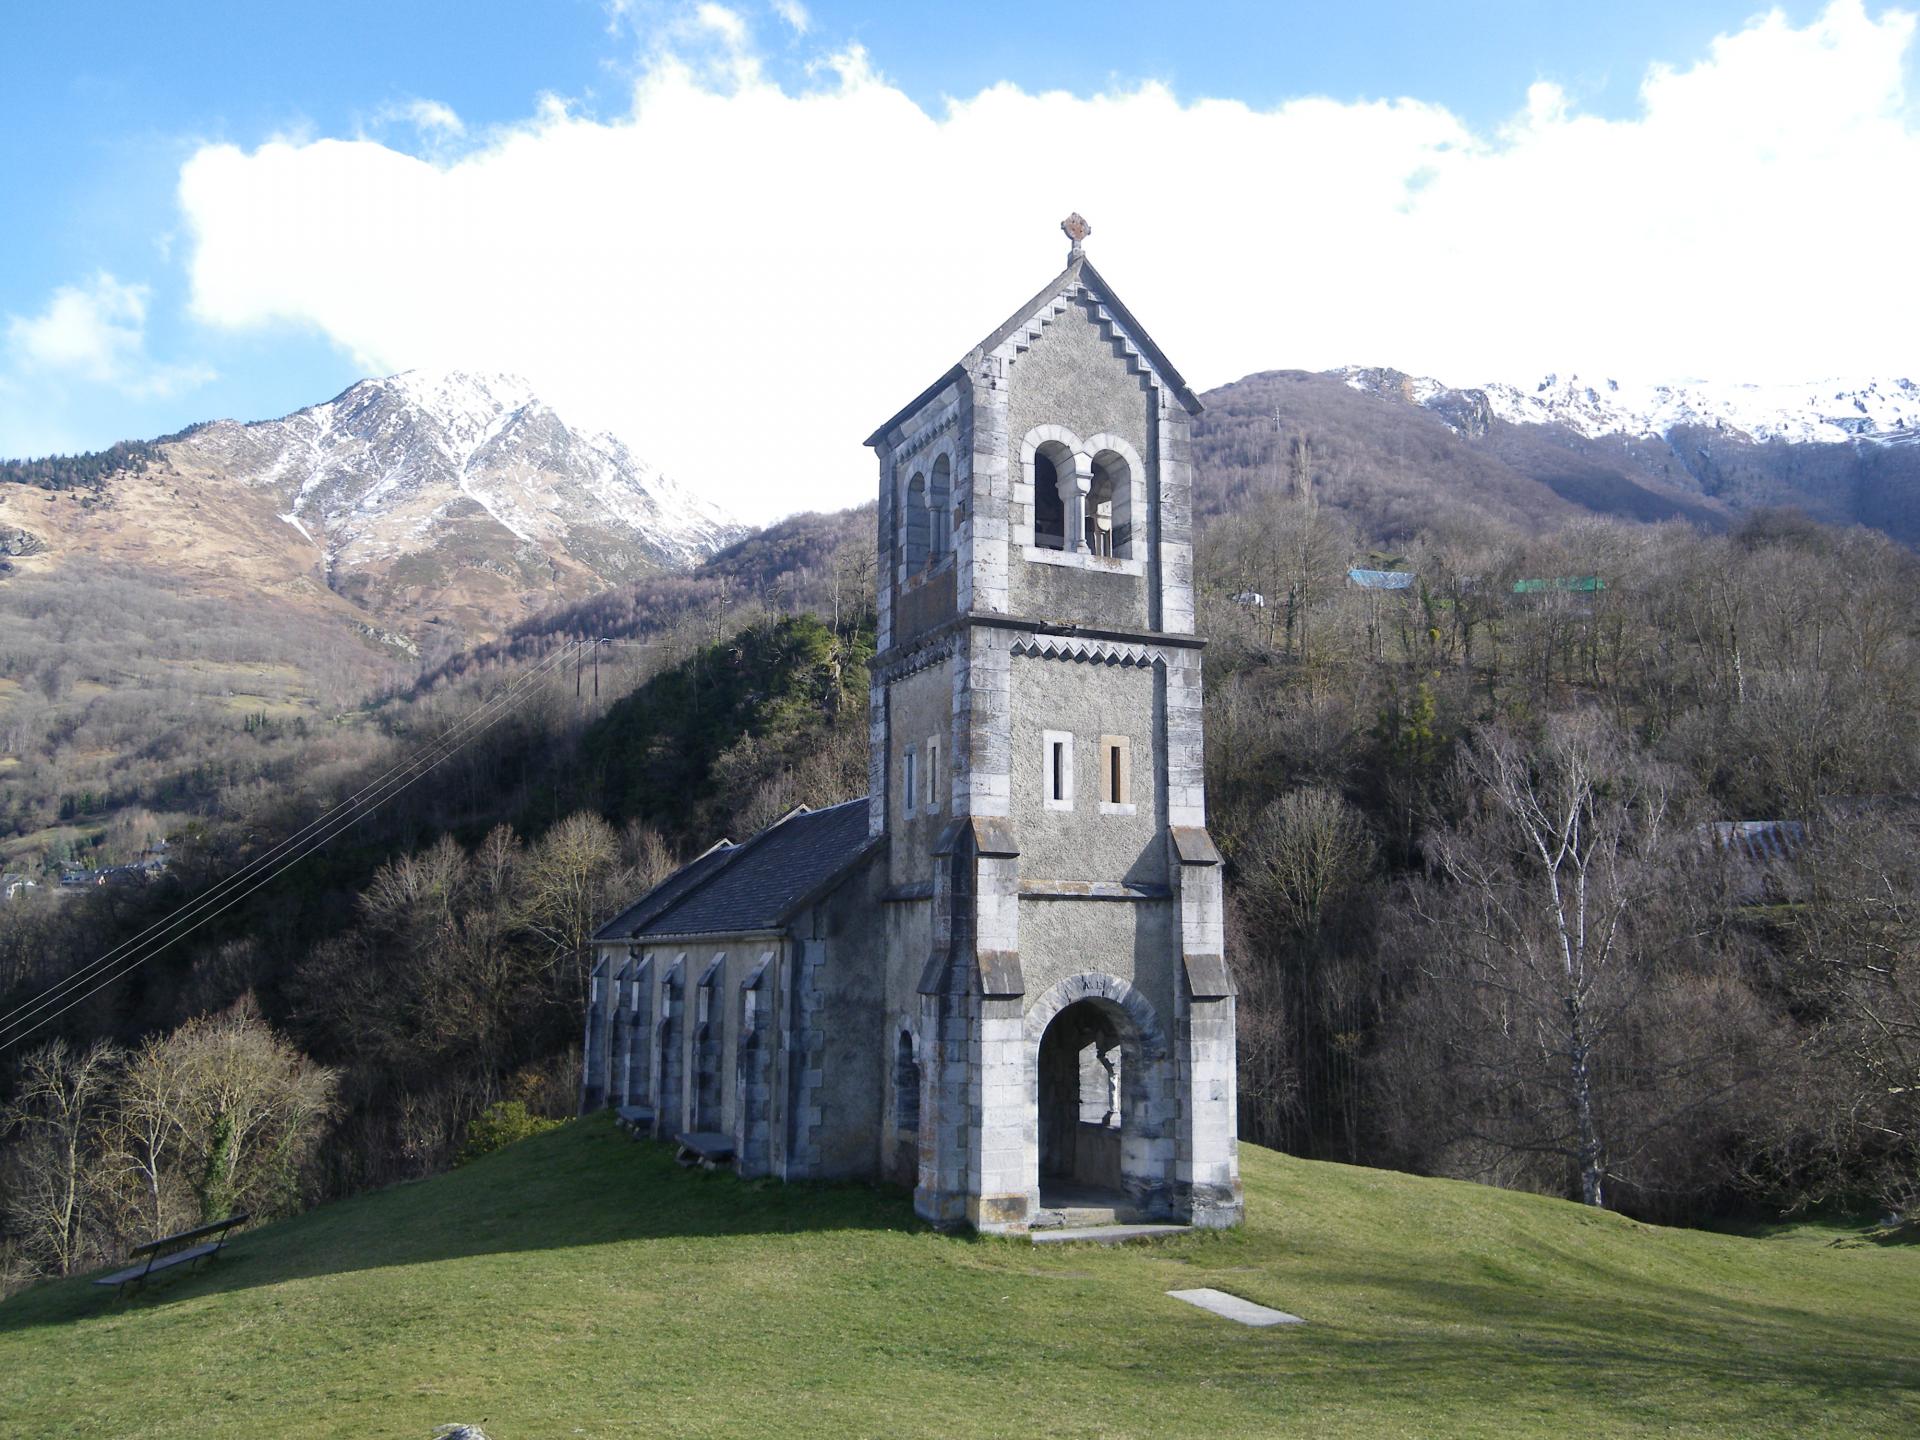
[873,633,959,685]
[1009,635,1155,667]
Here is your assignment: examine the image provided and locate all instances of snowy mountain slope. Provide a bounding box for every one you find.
[173,370,739,575]
[1318,366,1920,545]
[141,371,746,646]
[1342,367,1920,446]
[0,371,747,658]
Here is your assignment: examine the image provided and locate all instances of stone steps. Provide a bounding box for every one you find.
[1031,1203,1135,1228]
[1032,1223,1194,1246]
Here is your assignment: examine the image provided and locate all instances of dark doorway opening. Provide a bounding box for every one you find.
[1037,999,1126,1206]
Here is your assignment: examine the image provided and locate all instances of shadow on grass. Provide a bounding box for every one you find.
[1320,1268,1920,1408]
[0,1111,923,1333]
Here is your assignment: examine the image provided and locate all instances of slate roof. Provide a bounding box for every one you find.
[593,839,739,942]
[593,798,878,943]
[864,254,1202,447]
[1348,567,1416,590]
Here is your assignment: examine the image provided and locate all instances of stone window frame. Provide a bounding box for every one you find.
[903,470,930,572]
[896,437,960,588]
[1043,729,1075,811]
[923,733,941,814]
[1084,433,1145,561]
[1015,424,1148,577]
[1097,733,1135,816]
[928,453,952,563]
[903,744,918,818]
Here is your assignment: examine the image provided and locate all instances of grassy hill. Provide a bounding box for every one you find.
[3,1116,1916,1439]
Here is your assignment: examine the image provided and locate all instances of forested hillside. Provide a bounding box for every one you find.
[5,381,1920,1293]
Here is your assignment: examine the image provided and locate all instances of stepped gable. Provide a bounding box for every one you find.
[864,250,1203,448]
[607,798,876,940]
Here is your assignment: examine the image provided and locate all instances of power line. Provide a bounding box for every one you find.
[1,640,578,1036]
[0,641,579,1048]
[0,640,589,1054]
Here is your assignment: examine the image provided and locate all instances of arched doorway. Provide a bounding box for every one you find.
[1037,999,1127,1203]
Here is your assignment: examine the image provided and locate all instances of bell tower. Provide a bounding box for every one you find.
[864,218,1240,1233]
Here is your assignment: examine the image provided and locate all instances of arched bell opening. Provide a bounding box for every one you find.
[1032,444,1070,550]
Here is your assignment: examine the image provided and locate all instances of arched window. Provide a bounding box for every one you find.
[928,454,951,562]
[1033,451,1066,550]
[1089,448,1133,558]
[904,472,929,571]
[1087,460,1116,557]
[895,1030,920,1134]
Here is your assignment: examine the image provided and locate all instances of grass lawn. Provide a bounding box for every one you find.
[3,1113,1916,1439]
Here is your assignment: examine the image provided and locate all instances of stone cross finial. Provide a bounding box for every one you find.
[1061,212,1091,256]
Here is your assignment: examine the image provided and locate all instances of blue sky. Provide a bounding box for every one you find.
[3,2,1915,518]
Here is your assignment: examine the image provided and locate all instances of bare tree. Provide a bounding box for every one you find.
[518,812,632,1005]
[1405,716,1674,1206]
[1232,788,1379,1156]
[1,1039,121,1276]
[113,1030,192,1237]
[1788,809,1920,1211]
[127,996,338,1223]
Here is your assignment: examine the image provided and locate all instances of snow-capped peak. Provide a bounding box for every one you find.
[1341,366,1920,446]
[372,369,541,441]
[169,366,744,603]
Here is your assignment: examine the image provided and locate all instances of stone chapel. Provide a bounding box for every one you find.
[579,216,1241,1233]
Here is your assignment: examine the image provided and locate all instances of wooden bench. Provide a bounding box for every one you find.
[673,1131,734,1169]
[94,1213,249,1295]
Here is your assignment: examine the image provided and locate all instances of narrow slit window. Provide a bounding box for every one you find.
[924,736,940,811]
[1043,731,1074,810]
[903,746,917,816]
[1098,735,1133,814]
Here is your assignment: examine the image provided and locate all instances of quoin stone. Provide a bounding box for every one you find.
[579,218,1243,1233]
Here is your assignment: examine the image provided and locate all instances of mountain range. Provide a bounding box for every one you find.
[5,361,1919,669]
[1192,366,1920,545]
[1349,369,1920,448]
[0,371,743,656]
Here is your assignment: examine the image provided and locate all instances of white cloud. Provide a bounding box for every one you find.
[176,1,1920,522]
[5,272,212,400]
[8,273,149,381]
[399,98,466,137]
[694,3,748,47]
[772,0,810,35]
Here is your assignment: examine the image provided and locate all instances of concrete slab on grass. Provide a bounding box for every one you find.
[1167,1288,1304,1327]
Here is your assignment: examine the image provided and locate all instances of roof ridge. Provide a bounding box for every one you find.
[633,795,872,937]
[865,253,1198,447]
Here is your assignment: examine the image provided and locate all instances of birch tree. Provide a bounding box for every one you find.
[1407,716,1672,1207]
